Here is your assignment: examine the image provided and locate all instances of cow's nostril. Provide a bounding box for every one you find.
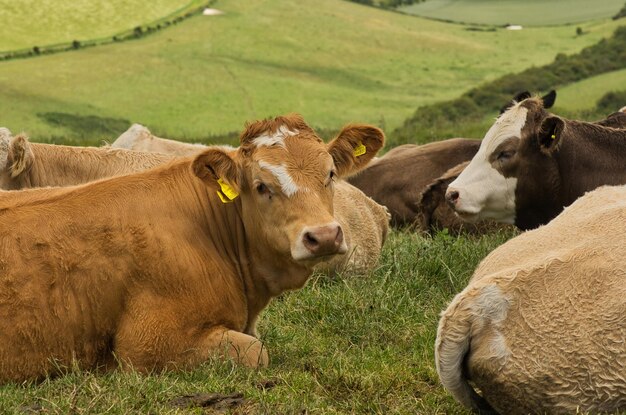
[304,232,319,249]
[335,226,344,246]
[446,190,460,204]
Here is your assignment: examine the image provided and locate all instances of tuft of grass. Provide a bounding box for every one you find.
[0,229,517,413]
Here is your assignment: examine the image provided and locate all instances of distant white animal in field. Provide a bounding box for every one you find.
[203,8,224,16]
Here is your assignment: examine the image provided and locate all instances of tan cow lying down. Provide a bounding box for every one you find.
[0,114,384,383]
[110,124,390,273]
[436,185,626,414]
[346,138,482,231]
[0,132,174,190]
[111,123,217,156]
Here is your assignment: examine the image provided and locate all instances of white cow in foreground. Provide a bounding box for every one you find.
[436,185,626,414]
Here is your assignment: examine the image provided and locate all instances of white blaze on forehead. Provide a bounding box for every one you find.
[447,103,527,223]
[258,160,307,197]
[253,125,298,148]
[479,103,528,158]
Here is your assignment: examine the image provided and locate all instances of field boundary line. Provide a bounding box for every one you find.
[0,0,217,62]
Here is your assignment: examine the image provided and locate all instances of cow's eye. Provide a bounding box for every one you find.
[256,182,271,198]
[326,170,336,187]
[497,150,515,161]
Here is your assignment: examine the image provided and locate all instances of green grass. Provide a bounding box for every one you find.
[0,229,517,414]
[0,0,623,145]
[0,0,204,52]
[399,0,626,26]
[551,68,626,114]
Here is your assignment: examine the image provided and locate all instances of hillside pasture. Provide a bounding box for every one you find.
[0,0,623,145]
[551,68,626,115]
[0,0,204,52]
[399,0,626,26]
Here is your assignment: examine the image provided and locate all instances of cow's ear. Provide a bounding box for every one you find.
[8,134,34,178]
[192,148,241,203]
[537,116,565,154]
[500,91,531,114]
[327,124,384,177]
[541,89,557,109]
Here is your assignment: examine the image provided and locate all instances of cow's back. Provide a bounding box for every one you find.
[347,138,480,227]
[445,185,626,414]
[112,124,206,156]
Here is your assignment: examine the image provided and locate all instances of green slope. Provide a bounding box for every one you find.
[552,68,626,113]
[0,0,623,144]
[399,0,625,26]
[0,0,203,52]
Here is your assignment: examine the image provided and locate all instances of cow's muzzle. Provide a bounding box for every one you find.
[445,188,460,208]
[293,222,346,260]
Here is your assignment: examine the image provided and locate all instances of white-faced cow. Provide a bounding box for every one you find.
[436,184,626,415]
[446,97,626,230]
[415,161,509,235]
[347,91,557,232]
[0,114,384,382]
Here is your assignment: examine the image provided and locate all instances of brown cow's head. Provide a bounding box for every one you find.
[445,97,556,227]
[192,114,384,268]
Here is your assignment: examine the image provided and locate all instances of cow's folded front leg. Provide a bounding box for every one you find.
[199,327,269,368]
[114,309,269,371]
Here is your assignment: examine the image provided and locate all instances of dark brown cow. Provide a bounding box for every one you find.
[446,98,626,230]
[348,91,558,231]
[347,138,481,228]
[0,114,384,382]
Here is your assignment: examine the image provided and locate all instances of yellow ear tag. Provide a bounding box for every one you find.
[551,134,556,140]
[353,142,367,157]
[217,178,239,203]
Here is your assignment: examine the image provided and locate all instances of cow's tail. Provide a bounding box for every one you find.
[435,292,497,415]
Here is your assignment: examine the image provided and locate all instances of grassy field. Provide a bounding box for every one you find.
[0,0,203,52]
[0,0,623,145]
[399,0,626,26]
[0,229,517,414]
[551,68,626,114]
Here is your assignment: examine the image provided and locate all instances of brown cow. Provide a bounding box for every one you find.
[0,132,389,274]
[347,138,481,228]
[436,184,626,414]
[110,125,390,274]
[0,114,384,382]
[446,98,626,230]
